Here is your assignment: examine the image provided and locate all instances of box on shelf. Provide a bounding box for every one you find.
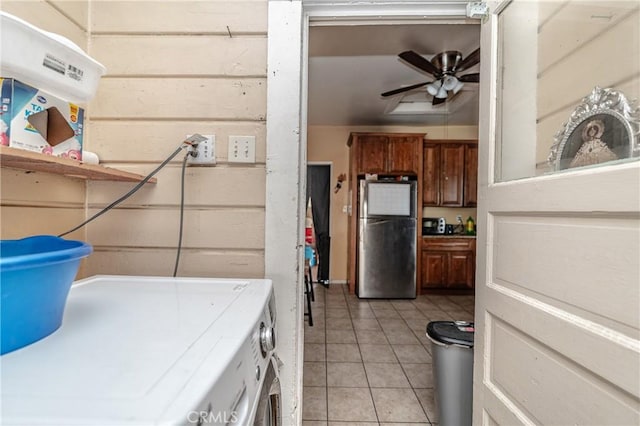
[1,78,84,160]
[0,12,106,104]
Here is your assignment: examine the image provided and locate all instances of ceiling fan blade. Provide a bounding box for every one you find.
[432,96,447,106]
[456,48,480,72]
[381,81,430,97]
[398,50,440,76]
[458,73,480,83]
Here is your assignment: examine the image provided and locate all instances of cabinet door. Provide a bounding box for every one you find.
[464,144,478,207]
[357,135,387,174]
[388,136,418,174]
[421,250,447,289]
[440,144,465,206]
[447,251,474,289]
[422,144,440,206]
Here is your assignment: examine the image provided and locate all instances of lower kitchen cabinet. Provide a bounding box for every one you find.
[421,237,476,292]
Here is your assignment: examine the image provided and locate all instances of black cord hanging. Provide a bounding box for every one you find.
[173,151,190,277]
[58,145,187,238]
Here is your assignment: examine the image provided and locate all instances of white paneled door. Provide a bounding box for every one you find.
[475,1,640,424]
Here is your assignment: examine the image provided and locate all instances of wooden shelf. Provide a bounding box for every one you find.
[0,146,157,184]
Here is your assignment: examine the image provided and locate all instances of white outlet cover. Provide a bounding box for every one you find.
[228,136,256,163]
[186,134,216,165]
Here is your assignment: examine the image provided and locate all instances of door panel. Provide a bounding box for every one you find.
[493,215,639,331]
[422,144,440,206]
[359,217,416,298]
[464,144,478,206]
[357,135,387,174]
[421,251,447,288]
[388,136,418,174]
[475,1,640,424]
[487,287,639,397]
[488,316,638,425]
[448,252,473,289]
[440,144,464,206]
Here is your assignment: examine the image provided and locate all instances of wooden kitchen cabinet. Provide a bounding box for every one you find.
[421,237,475,292]
[351,133,421,175]
[422,144,440,205]
[440,144,465,206]
[421,251,447,288]
[357,135,387,174]
[464,144,478,207]
[388,136,420,174]
[422,140,477,207]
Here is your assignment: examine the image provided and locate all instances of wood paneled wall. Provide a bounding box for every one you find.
[0,1,88,261]
[536,1,640,165]
[85,1,268,277]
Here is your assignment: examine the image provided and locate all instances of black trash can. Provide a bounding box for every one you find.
[426,321,475,426]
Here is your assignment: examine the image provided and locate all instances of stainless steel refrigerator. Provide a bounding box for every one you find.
[357,180,417,298]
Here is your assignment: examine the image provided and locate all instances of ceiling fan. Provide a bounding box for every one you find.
[381,48,480,105]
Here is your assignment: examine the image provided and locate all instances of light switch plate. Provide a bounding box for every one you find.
[228,136,256,163]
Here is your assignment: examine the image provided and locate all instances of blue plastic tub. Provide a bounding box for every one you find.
[1,235,92,355]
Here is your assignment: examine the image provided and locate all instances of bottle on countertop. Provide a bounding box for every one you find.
[466,216,476,235]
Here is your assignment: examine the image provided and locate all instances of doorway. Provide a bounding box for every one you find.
[265,3,479,425]
[306,163,331,284]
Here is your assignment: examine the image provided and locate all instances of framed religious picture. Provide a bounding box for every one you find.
[548,87,639,171]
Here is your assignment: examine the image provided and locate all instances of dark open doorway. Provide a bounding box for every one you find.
[306,164,331,285]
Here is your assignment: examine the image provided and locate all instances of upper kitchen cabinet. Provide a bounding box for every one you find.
[348,133,423,176]
[423,140,477,207]
[464,144,478,207]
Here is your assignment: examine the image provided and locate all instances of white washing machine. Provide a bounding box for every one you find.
[0,275,281,425]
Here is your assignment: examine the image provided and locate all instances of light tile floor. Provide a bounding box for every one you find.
[303,283,475,425]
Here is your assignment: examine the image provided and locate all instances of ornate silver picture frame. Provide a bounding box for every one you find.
[548,86,640,171]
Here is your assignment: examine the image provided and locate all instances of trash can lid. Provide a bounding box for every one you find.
[426,321,474,347]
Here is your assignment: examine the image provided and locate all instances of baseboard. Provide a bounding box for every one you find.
[312,280,347,285]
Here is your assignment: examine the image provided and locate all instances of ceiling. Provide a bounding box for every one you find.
[308,24,481,127]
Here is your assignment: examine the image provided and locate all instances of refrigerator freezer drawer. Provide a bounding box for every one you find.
[358,217,416,298]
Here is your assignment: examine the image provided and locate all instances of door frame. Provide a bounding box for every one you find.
[266,2,474,424]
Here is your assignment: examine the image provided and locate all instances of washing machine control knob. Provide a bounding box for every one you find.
[259,322,276,357]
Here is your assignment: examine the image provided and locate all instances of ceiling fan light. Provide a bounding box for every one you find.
[452,80,464,94]
[442,75,458,91]
[435,85,448,99]
[426,81,441,96]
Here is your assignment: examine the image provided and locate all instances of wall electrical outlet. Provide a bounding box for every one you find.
[228,135,256,163]
[456,215,463,223]
[187,134,216,165]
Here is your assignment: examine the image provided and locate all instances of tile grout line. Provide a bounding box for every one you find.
[323,283,329,423]
[348,286,381,425]
[399,301,433,425]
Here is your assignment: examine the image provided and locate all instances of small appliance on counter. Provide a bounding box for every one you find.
[423,217,446,235]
